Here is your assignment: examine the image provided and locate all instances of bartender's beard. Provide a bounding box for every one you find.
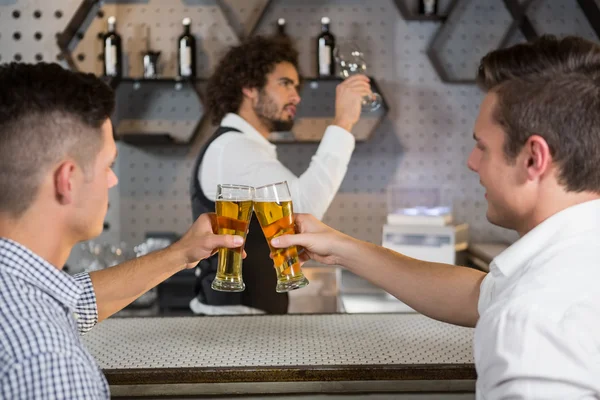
[254,89,295,132]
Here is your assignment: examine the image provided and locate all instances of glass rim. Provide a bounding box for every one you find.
[254,181,289,190]
[217,183,254,190]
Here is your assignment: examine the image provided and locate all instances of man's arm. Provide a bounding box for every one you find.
[89,213,243,323]
[271,214,485,327]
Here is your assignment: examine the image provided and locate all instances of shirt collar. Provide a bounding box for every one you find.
[491,199,600,278]
[220,113,276,150]
[0,237,83,310]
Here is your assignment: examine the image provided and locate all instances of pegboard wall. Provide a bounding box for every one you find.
[1,0,598,257]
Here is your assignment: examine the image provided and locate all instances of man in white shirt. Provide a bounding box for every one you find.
[270,34,600,398]
[190,36,370,314]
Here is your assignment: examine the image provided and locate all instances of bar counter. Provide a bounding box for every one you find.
[82,313,476,398]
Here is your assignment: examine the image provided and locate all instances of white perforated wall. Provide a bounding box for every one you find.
[1,0,597,253]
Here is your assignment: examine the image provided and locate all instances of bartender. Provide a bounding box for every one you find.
[189,35,371,315]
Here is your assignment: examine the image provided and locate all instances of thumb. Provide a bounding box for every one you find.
[271,233,314,249]
[208,234,244,250]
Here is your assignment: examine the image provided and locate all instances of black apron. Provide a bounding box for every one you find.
[190,126,289,314]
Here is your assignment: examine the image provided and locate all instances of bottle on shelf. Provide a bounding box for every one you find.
[277,18,287,36]
[419,0,438,16]
[178,17,196,79]
[103,16,122,78]
[317,17,335,77]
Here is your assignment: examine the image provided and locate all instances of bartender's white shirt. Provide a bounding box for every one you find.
[199,113,355,219]
[194,113,355,315]
[475,199,600,399]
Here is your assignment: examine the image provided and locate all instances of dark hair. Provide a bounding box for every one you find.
[0,62,115,216]
[477,34,600,90]
[476,35,600,193]
[206,35,299,125]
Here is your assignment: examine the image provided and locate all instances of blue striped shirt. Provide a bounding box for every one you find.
[0,238,109,399]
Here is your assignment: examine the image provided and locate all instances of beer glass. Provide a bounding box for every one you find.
[253,181,309,293]
[211,184,254,292]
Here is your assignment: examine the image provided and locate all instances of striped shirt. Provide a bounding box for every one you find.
[0,237,109,399]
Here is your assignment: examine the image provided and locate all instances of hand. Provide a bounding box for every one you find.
[171,213,245,269]
[333,74,372,132]
[270,214,351,266]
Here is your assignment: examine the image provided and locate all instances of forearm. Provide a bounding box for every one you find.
[293,126,355,219]
[336,236,485,327]
[89,247,186,322]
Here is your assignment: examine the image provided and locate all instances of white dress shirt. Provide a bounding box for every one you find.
[475,199,600,399]
[199,113,356,219]
[195,113,355,315]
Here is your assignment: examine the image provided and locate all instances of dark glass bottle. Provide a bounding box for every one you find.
[103,16,122,78]
[317,16,335,77]
[419,0,438,16]
[178,17,196,78]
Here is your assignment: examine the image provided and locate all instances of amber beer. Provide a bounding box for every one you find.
[254,182,309,292]
[211,185,253,292]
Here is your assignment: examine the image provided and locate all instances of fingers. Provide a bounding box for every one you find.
[298,251,310,264]
[207,213,218,234]
[294,213,324,234]
[208,234,244,250]
[338,81,371,94]
[271,233,312,249]
[340,74,370,84]
[337,80,373,100]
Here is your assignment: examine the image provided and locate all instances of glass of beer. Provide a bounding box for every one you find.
[253,181,309,293]
[211,184,254,292]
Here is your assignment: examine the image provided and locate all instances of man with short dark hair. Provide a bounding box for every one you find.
[271,35,600,398]
[190,36,372,315]
[0,62,244,399]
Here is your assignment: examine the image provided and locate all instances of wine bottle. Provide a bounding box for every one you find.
[277,18,286,36]
[419,0,438,16]
[317,17,335,77]
[178,17,196,78]
[103,16,122,78]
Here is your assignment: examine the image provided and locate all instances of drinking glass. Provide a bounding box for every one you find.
[211,184,254,292]
[253,181,309,293]
[334,41,382,112]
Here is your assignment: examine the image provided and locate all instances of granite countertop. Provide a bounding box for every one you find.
[83,313,476,397]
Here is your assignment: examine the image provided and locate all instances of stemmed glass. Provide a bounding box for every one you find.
[333,41,382,112]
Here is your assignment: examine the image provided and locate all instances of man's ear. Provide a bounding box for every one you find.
[242,86,258,101]
[523,134,552,181]
[54,161,77,205]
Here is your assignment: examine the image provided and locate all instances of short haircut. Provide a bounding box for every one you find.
[0,62,115,216]
[476,35,600,193]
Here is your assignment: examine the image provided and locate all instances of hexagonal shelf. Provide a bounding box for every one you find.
[268,77,389,143]
[110,77,205,145]
[56,0,234,144]
[426,0,538,83]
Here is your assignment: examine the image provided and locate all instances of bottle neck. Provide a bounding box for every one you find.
[321,23,329,33]
[184,24,190,34]
[108,22,116,33]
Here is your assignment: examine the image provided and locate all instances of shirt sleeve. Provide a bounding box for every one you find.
[475,303,597,399]
[73,273,98,335]
[205,125,355,220]
[0,352,107,400]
